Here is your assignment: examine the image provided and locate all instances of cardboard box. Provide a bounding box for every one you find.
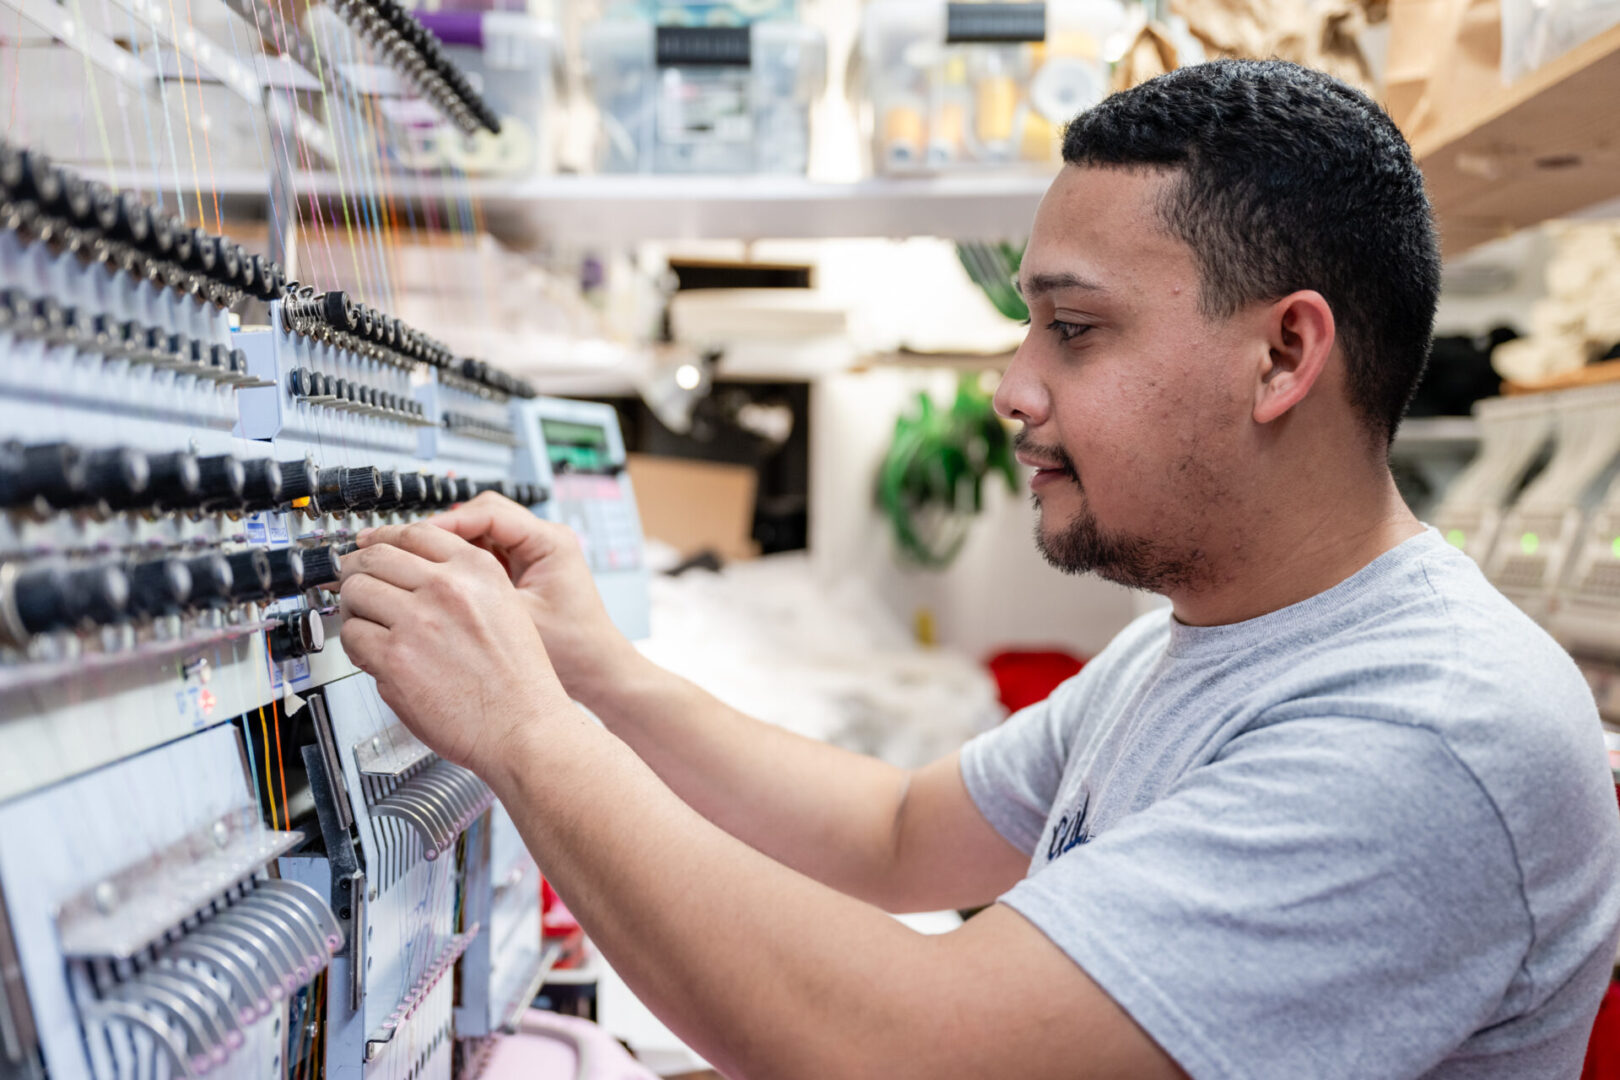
[626,454,760,563]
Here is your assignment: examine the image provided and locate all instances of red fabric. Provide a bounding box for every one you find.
[1582,981,1620,1080]
[985,650,1088,715]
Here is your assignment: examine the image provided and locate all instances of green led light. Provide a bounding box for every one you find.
[1521,532,1540,556]
[1612,536,1620,560]
[1446,528,1467,549]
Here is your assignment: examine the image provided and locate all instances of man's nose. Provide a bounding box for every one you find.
[993,337,1049,425]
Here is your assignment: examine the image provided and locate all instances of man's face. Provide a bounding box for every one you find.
[995,165,1269,593]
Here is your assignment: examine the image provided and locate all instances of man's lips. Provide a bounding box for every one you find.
[1015,450,1066,472]
[1015,450,1074,479]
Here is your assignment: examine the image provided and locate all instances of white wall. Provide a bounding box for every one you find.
[810,367,1142,662]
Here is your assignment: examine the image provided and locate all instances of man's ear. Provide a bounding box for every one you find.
[1254,291,1335,426]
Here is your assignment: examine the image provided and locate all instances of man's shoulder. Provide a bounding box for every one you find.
[1284,533,1594,736]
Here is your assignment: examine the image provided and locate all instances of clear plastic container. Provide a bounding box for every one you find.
[1501,0,1620,81]
[612,0,799,24]
[408,10,561,176]
[857,0,1127,175]
[583,20,826,174]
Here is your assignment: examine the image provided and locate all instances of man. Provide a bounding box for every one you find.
[337,60,1620,1078]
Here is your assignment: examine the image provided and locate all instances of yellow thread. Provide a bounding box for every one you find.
[301,27,367,295]
[177,0,222,232]
[259,706,280,829]
[65,0,119,192]
[159,0,206,224]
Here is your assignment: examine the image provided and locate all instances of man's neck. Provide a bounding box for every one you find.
[1166,472,1424,628]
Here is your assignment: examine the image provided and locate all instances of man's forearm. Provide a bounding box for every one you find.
[488,712,1001,1080]
[565,648,919,907]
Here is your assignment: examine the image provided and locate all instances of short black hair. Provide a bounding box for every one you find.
[1062,59,1440,447]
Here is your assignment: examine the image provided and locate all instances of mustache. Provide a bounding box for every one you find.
[1013,429,1077,476]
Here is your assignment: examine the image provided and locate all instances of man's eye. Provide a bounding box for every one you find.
[1046,319,1092,343]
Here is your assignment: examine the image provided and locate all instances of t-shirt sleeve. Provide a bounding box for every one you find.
[999,716,1533,1080]
[959,683,1077,855]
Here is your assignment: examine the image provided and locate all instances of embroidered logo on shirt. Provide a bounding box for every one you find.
[1046,789,1091,861]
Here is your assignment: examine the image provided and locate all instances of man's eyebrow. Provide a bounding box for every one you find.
[1015,272,1108,299]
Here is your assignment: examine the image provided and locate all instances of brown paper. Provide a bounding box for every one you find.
[1111,25,1181,92]
[1386,0,1502,145]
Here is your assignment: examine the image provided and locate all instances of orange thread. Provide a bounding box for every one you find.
[258,706,280,829]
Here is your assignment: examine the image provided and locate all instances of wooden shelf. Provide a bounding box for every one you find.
[1415,23,1620,258]
[1393,416,1481,448]
[1504,357,1620,394]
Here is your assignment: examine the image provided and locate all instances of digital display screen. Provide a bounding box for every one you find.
[542,418,612,473]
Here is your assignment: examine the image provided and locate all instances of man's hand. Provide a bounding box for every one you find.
[425,493,643,708]
[337,522,573,774]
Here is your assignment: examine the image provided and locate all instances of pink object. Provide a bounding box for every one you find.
[481,1010,659,1080]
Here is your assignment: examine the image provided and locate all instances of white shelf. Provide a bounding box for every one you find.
[93,169,1054,244]
[1393,416,1481,451]
[540,951,602,986]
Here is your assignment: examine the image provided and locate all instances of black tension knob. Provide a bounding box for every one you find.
[298,545,341,589]
[322,291,357,334]
[147,208,175,260]
[10,150,61,207]
[223,550,273,601]
[231,244,255,293]
[424,474,447,507]
[216,242,241,286]
[397,472,428,509]
[11,563,130,635]
[84,448,150,508]
[247,255,270,299]
[264,548,305,597]
[95,189,150,247]
[315,466,381,513]
[139,451,202,510]
[453,478,478,504]
[167,216,194,266]
[1,442,87,509]
[193,455,246,510]
[375,470,403,511]
[55,173,96,226]
[276,459,318,504]
[269,609,325,662]
[127,559,192,617]
[183,554,234,608]
[185,229,219,275]
[239,458,284,511]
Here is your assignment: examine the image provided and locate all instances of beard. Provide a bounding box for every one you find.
[1018,432,1201,593]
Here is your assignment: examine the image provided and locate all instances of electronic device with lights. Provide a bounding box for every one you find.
[514,396,651,641]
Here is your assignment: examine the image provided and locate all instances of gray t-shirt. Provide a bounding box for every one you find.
[962,528,1620,1079]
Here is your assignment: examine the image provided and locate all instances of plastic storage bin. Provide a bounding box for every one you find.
[583,20,826,174]
[857,0,1126,174]
[617,0,799,24]
[1501,0,1620,81]
[408,10,561,177]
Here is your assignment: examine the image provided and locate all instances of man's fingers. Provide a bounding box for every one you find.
[356,521,469,562]
[341,543,439,591]
[339,614,389,674]
[338,572,413,628]
[430,493,572,563]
